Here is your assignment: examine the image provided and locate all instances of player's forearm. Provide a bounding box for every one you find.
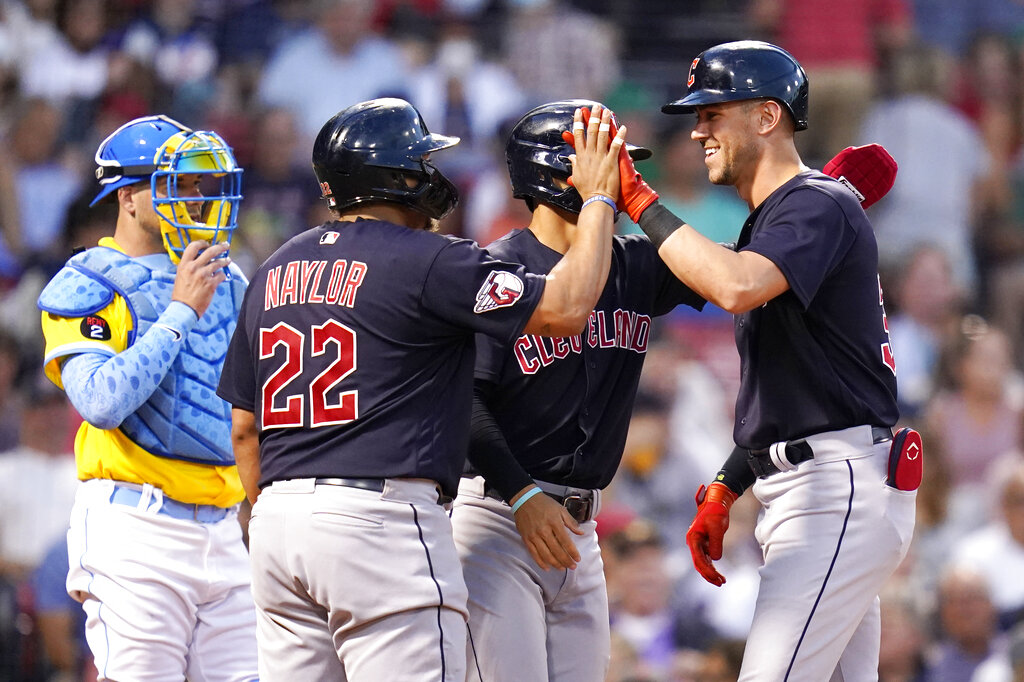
[641,203,780,313]
[525,205,613,336]
[468,385,534,502]
[61,302,197,428]
[231,408,261,505]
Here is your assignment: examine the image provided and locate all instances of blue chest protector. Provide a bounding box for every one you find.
[39,246,247,465]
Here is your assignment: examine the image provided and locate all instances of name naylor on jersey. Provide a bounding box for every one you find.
[263,259,367,311]
[513,309,651,374]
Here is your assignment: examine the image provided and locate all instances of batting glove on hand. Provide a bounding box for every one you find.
[822,144,897,210]
[561,109,658,222]
[686,482,738,587]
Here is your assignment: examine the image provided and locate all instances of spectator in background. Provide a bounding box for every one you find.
[695,638,746,682]
[0,374,77,583]
[0,332,23,454]
[859,43,991,297]
[215,0,306,92]
[407,14,527,237]
[887,243,964,420]
[912,0,1024,58]
[748,0,912,165]
[953,33,1024,324]
[31,537,96,681]
[0,99,81,280]
[230,107,325,275]
[948,458,1024,630]
[503,0,620,104]
[460,113,533,244]
[0,0,61,106]
[877,589,929,682]
[610,376,732,559]
[924,566,1004,682]
[20,0,109,107]
[116,0,218,123]
[606,519,704,679]
[408,15,525,167]
[972,621,1024,682]
[256,0,410,145]
[924,316,1023,514]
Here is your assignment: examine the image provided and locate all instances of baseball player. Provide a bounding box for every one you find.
[449,99,705,682]
[616,41,922,681]
[216,98,624,680]
[36,115,257,681]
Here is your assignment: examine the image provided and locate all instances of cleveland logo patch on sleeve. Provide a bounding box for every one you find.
[474,271,525,313]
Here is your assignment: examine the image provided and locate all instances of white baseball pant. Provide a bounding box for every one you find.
[66,479,258,682]
[248,477,468,681]
[739,426,916,681]
[452,476,610,682]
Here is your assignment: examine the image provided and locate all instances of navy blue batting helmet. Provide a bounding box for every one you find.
[506,99,652,214]
[662,41,809,131]
[312,98,460,220]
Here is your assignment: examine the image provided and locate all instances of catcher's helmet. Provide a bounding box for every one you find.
[506,99,652,214]
[92,114,244,263]
[312,98,460,220]
[662,41,809,131]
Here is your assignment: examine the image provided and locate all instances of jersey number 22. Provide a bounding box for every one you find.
[259,320,358,429]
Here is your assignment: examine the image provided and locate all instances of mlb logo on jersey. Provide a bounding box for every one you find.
[320,231,340,245]
[474,270,524,313]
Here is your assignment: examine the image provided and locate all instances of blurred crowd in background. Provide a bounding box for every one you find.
[0,0,1023,680]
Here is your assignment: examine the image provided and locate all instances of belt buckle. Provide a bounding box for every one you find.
[563,494,591,523]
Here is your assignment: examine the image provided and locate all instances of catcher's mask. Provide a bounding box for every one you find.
[92,115,244,263]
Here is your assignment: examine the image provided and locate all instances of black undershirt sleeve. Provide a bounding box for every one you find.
[715,445,756,496]
[467,379,535,503]
[636,201,685,249]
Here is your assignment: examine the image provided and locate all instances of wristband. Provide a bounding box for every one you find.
[716,445,755,495]
[581,194,617,213]
[637,201,683,249]
[510,485,543,513]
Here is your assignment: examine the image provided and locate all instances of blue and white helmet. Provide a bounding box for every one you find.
[92,114,244,263]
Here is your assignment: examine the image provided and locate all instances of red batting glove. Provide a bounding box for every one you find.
[686,482,738,587]
[560,109,658,221]
[822,144,898,210]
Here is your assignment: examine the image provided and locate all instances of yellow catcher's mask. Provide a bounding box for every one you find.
[150,129,243,263]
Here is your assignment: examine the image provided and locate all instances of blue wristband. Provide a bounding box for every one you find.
[581,194,617,213]
[510,485,543,513]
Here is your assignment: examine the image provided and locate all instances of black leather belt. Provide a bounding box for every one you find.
[314,478,450,505]
[314,477,385,492]
[748,426,893,479]
[485,483,597,523]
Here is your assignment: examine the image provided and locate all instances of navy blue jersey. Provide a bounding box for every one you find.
[733,171,899,450]
[217,219,545,497]
[470,230,704,490]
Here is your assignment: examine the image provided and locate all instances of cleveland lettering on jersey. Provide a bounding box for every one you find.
[264,259,367,310]
[513,308,651,374]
